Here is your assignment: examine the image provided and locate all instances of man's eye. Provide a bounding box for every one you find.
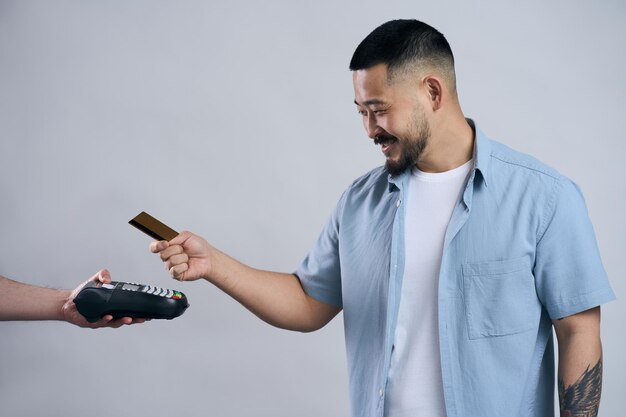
[357,109,367,116]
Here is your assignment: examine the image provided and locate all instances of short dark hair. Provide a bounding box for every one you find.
[350,19,456,91]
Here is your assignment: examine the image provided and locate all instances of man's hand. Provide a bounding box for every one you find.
[62,269,147,328]
[150,231,213,281]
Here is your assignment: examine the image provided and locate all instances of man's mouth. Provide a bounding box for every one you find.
[374,135,398,146]
[374,135,398,155]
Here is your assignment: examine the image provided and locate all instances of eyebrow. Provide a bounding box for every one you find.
[354,99,388,106]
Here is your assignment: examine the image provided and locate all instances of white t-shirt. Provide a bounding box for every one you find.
[385,159,473,417]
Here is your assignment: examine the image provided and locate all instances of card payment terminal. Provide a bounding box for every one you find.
[74,281,189,323]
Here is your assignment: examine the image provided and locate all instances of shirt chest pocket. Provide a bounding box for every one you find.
[462,257,537,340]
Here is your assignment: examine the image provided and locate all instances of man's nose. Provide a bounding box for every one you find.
[365,115,382,139]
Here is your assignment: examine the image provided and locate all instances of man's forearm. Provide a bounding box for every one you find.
[554,308,604,417]
[0,275,68,321]
[559,354,602,417]
[206,249,341,332]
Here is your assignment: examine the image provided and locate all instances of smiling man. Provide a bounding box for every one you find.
[151,19,614,417]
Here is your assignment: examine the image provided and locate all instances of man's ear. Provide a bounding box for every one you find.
[424,76,443,111]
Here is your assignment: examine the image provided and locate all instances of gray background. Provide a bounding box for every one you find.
[0,1,624,416]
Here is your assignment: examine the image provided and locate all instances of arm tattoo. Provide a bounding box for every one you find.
[558,357,603,417]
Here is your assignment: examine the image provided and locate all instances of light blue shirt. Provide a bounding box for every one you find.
[295,121,615,417]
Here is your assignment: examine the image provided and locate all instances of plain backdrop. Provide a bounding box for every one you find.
[0,1,624,416]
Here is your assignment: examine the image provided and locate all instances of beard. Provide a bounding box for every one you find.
[375,110,430,176]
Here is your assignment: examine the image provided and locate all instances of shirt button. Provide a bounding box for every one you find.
[396,199,401,207]
[379,388,384,397]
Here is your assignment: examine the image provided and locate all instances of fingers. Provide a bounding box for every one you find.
[169,230,193,246]
[103,316,148,328]
[100,317,129,329]
[169,263,189,280]
[164,251,189,280]
[151,241,184,276]
[92,315,117,328]
[83,269,111,286]
[159,244,184,262]
[150,240,169,253]
[97,269,112,284]
[165,253,189,268]
[150,233,193,256]
[151,231,204,281]
[90,315,144,329]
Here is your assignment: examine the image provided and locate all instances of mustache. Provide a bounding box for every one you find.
[374,135,398,146]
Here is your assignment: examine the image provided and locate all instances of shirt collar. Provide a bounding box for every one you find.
[387,118,492,192]
[387,169,410,192]
[469,119,491,188]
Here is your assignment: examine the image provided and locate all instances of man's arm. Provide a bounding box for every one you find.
[0,269,145,328]
[151,231,342,332]
[553,307,603,417]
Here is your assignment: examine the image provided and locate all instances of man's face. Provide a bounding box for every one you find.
[353,64,431,176]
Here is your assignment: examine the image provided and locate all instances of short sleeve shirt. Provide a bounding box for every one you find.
[295,121,615,417]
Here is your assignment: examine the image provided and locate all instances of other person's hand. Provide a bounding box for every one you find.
[62,269,147,328]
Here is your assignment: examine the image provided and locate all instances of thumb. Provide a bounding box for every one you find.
[98,269,112,284]
[169,230,194,246]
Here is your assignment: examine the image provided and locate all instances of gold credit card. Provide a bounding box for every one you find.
[129,211,179,241]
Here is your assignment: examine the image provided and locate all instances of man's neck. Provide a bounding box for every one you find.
[416,116,474,173]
